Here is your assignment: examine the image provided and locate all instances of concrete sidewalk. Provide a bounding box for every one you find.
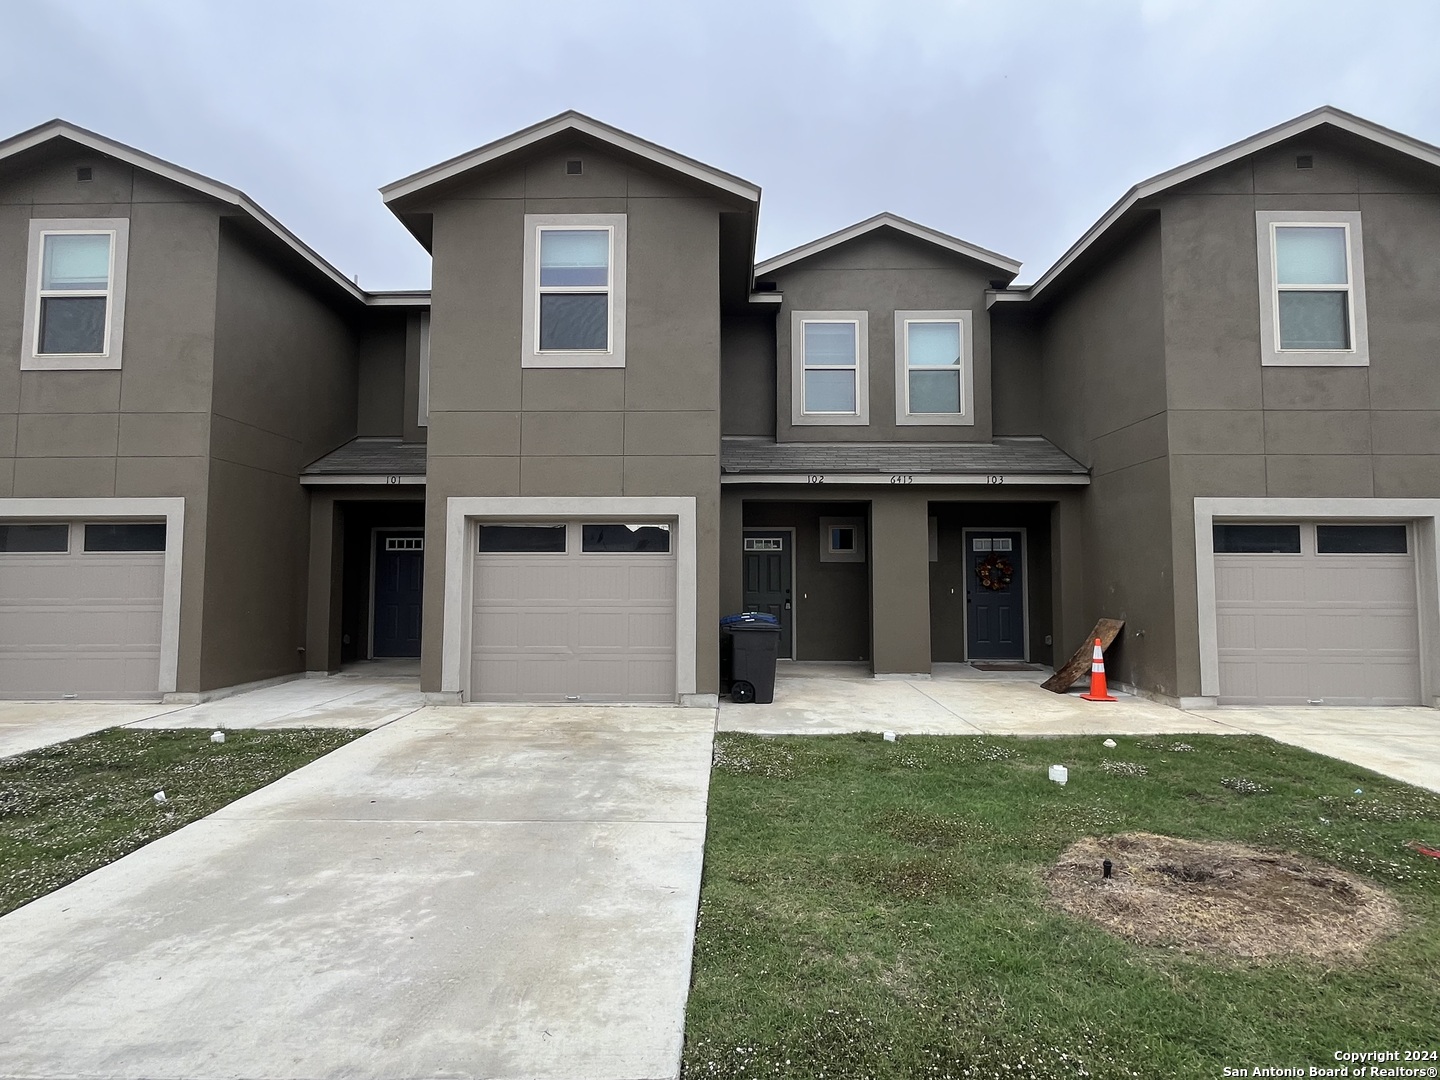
[719,662,1228,736]
[0,672,424,758]
[719,662,1439,793]
[0,705,716,1080]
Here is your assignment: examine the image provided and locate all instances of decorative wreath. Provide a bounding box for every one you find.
[976,553,1015,591]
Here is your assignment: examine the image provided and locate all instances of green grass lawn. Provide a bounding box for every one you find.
[683,733,1440,1079]
[0,727,364,915]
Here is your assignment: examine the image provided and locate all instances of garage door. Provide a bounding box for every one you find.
[0,521,166,699]
[471,521,675,703]
[1214,522,1421,706]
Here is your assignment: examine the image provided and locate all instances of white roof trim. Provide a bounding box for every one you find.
[755,212,1022,278]
[365,291,432,307]
[0,120,366,304]
[382,110,760,204]
[1007,106,1440,303]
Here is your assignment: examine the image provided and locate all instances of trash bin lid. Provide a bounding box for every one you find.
[720,611,780,628]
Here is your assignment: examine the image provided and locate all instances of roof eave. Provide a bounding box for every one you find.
[381,110,761,206]
[0,120,367,305]
[755,212,1022,279]
[1019,105,1440,304]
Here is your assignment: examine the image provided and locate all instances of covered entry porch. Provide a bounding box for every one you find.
[721,484,1088,679]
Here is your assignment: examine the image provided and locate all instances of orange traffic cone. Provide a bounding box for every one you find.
[1080,637,1117,702]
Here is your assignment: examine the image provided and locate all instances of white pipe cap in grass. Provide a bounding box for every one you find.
[1048,765,1068,785]
[882,731,897,742]
[211,731,226,744]
[1103,739,1117,748]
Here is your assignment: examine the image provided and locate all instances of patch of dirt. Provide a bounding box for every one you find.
[1046,832,1402,961]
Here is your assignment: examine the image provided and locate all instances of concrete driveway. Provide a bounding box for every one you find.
[0,704,715,1080]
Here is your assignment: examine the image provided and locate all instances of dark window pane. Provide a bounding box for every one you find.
[1278,290,1349,349]
[1213,524,1301,554]
[582,523,671,553]
[39,296,107,354]
[830,527,856,552]
[0,524,69,553]
[478,525,566,553]
[539,293,608,350]
[1316,524,1407,554]
[84,522,166,552]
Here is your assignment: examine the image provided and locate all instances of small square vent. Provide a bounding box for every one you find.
[566,159,582,175]
[76,166,93,182]
[1295,154,1314,170]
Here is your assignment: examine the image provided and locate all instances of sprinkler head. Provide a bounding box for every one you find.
[1102,859,1113,879]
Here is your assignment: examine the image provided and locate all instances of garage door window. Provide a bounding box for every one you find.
[478,524,566,553]
[1213,524,1301,553]
[83,522,165,552]
[582,523,671,553]
[1315,524,1407,554]
[0,523,69,552]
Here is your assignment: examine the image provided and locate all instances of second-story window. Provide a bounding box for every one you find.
[791,310,869,425]
[538,227,611,350]
[1256,210,1368,367]
[895,309,974,426]
[22,217,131,371]
[522,213,627,368]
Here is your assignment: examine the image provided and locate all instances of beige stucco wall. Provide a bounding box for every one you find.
[205,222,359,690]
[768,230,1000,444]
[1160,132,1440,697]
[0,144,221,692]
[413,140,730,695]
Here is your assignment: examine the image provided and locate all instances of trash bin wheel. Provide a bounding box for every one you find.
[730,680,756,704]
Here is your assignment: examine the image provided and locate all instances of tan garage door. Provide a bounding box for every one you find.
[471,521,675,703]
[0,521,166,699]
[1214,521,1421,706]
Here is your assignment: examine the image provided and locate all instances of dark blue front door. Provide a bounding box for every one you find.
[966,531,1025,660]
[373,532,423,658]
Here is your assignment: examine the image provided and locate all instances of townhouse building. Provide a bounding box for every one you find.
[0,106,1435,708]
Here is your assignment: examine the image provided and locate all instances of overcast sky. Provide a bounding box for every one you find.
[6,0,1440,291]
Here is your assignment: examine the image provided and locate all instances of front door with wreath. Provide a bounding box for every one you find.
[965,530,1025,660]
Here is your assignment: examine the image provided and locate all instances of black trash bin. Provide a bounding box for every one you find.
[719,612,781,704]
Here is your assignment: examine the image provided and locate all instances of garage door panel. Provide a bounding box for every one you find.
[472,532,677,703]
[0,543,164,699]
[1215,526,1420,706]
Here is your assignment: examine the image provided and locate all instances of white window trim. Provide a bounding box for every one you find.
[22,218,131,371]
[791,310,869,426]
[0,497,184,694]
[1192,497,1440,707]
[417,311,430,427]
[441,496,700,704]
[1256,210,1369,367]
[893,309,975,426]
[819,516,866,563]
[521,213,627,369]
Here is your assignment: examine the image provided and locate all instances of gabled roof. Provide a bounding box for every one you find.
[381,110,761,204]
[996,105,1440,305]
[0,119,365,304]
[755,212,1022,279]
